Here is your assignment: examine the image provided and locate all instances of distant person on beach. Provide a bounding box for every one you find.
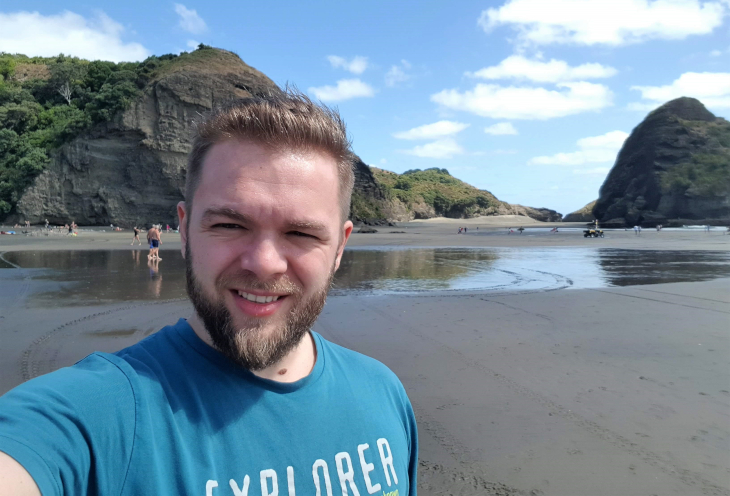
[633,225,638,235]
[0,91,417,496]
[518,226,524,234]
[146,225,162,260]
[131,226,141,245]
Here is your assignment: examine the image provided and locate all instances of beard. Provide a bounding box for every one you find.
[185,243,334,371]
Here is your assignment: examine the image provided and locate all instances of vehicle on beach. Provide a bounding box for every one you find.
[584,228,604,238]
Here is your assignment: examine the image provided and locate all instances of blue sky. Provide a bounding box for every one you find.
[2,0,729,215]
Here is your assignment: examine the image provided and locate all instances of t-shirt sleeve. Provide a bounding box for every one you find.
[400,386,418,496]
[0,353,137,496]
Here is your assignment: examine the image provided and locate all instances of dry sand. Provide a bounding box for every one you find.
[1,217,729,495]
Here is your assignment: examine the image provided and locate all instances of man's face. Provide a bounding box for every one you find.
[178,140,352,370]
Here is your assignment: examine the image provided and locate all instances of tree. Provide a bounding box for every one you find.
[58,81,73,105]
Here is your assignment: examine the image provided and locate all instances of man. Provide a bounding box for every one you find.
[0,91,418,495]
[146,224,162,260]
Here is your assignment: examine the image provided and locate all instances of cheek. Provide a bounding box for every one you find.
[190,237,237,283]
[290,251,335,289]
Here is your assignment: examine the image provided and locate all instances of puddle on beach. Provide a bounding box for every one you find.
[1,247,729,307]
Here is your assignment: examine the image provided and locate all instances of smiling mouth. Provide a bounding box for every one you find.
[236,290,285,304]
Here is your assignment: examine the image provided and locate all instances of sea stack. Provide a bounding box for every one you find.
[593,97,729,227]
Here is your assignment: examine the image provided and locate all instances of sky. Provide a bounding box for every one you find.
[1,0,729,215]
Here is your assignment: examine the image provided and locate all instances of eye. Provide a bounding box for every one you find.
[213,223,244,229]
[288,231,317,239]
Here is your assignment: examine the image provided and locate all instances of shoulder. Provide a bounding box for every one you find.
[316,333,407,392]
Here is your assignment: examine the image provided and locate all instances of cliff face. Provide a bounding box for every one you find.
[593,97,730,227]
[15,50,281,226]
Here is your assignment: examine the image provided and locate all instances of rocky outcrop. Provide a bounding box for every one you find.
[15,49,281,226]
[593,97,729,227]
[503,204,562,222]
[564,200,596,222]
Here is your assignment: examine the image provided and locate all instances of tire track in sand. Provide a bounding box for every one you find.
[21,299,188,381]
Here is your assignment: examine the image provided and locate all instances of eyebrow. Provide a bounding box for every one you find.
[201,207,329,233]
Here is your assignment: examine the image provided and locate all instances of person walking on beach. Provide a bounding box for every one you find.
[131,226,141,245]
[0,91,417,496]
[146,225,162,260]
[633,225,638,235]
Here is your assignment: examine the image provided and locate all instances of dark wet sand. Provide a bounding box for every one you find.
[1,220,729,495]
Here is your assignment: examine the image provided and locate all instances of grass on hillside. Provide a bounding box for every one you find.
[372,167,501,218]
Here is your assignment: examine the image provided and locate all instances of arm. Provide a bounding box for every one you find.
[0,452,40,496]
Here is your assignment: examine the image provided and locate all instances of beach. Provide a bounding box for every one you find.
[1,217,729,495]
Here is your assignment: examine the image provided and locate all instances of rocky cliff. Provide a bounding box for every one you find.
[14,49,282,226]
[593,97,729,227]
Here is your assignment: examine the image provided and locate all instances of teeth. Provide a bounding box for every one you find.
[237,291,280,303]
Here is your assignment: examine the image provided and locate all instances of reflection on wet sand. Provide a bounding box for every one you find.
[1,248,729,307]
[334,248,498,292]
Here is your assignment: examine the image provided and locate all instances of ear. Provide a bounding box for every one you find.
[177,201,188,258]
[334,220,353,272]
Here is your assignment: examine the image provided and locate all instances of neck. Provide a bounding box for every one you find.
[188,314,317,383]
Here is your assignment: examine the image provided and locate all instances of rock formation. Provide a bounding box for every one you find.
[15,49,282,226]
[564,200,596,222]
[593,97,729,227]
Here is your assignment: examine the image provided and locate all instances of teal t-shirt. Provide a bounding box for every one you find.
[0,319,417,496]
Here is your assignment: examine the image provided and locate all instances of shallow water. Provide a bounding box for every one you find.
[2,247,729,307]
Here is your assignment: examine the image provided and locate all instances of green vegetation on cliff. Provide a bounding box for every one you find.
[661,118,730,197]
[0,45,222,216]
[372,167,501,218]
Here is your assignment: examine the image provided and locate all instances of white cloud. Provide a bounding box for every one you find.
[393,120,470,140]
[399,138,464,159]
[308,79,375,102]
[468,55,617,83]
[631,72,730,108]
[710,49,723,56]
[174,4,207,34]
[484,122,518,135]
[186,39,199,50]
[0,10,149,62]
[529,130,629,166]
[327,55,369,74]
[431,82,613,119]
[479,0,727,46]
[385,60,412,86]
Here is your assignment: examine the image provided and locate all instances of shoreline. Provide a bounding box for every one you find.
[2,218,729,253]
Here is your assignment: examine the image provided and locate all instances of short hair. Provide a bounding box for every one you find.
[185,90,356,222]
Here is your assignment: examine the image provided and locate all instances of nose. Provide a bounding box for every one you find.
[240,234,288,280]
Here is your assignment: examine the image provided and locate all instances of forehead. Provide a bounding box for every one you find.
[194,139,340,212]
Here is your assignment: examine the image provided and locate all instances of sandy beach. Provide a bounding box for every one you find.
[1,216,729,495]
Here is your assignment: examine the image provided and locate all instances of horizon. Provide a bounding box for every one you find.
[2,1,729,215]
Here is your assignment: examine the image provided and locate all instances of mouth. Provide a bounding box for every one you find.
[236,290,284,304]
[231,289,289,317]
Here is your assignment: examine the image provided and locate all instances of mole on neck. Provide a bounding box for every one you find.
[278,369,287,375]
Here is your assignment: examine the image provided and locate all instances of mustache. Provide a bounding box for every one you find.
[216,271,302,296]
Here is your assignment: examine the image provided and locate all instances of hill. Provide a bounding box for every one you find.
[593,97,729,227]
[369,167,562,222]
[564,200,596,222]
[1,46,282,225]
